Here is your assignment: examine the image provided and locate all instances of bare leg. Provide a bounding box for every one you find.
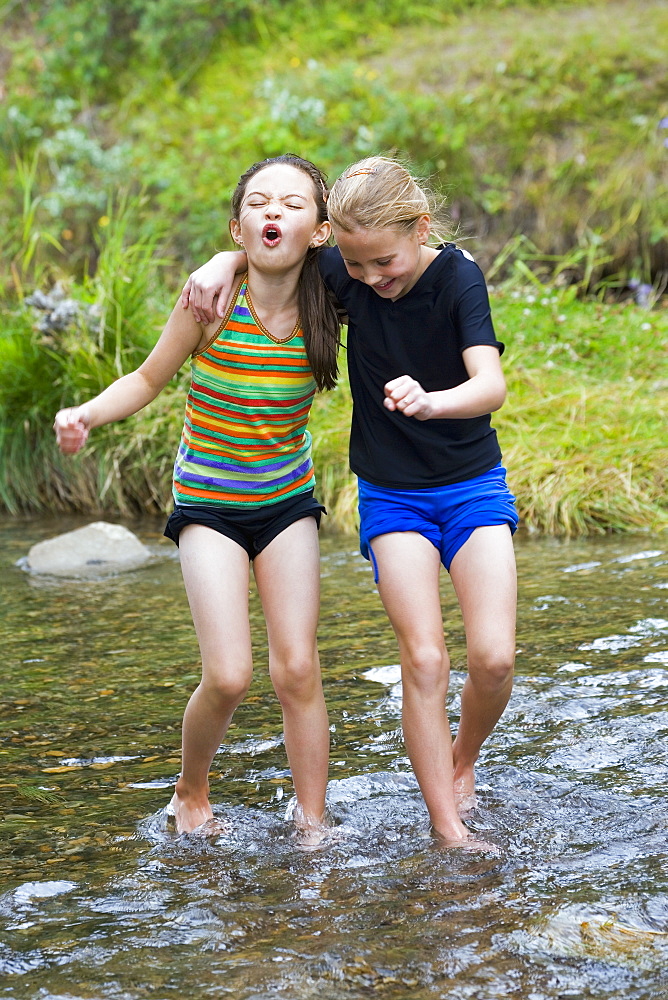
[370,532,469,843]
[170,525,254,833]
[449,525,517,810]
[254,517,329,828]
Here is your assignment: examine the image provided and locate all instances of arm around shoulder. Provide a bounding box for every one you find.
[180,250,248,323]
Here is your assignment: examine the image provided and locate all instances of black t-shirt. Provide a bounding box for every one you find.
[318,243,504,488]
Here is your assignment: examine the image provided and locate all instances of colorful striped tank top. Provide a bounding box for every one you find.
[172,276,317,508]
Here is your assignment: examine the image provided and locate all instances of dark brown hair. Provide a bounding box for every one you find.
[230,154,340,392]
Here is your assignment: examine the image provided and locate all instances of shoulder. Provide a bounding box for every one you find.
[317,245,358,300]
[431,245,490,304]
[435,243,483,278]
[317,245,345,279]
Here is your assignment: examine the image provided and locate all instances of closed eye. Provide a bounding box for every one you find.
[343,258,393,268]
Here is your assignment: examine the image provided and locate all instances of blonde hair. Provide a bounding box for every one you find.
[327,156,452,244]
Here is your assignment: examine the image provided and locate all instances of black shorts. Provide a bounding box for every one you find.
[163,490,326,558]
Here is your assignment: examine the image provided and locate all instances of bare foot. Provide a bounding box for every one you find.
[292,824,330,850]
[167,792,214,834]
[431,827,501,855]
[429,812,470,844]
[191,816,230,838]
[290,801,330,849]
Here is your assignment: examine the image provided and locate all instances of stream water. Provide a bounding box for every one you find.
[1,516,667,999]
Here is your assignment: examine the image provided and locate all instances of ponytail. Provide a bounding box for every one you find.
[299,246,341,392]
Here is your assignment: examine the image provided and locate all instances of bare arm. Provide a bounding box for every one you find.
[383,345,506,421]
[180,250,248,324]
[54,299,205,454]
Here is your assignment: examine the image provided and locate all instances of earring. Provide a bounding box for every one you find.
[236,239,245,248]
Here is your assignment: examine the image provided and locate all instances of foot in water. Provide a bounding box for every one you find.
[430,825,501,856]
[289,800,331,849]
[166,792,227,836]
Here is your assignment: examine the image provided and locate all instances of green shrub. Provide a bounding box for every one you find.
[1,0,667,531]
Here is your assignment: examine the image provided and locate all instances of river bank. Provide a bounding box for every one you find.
[2,278,666,537]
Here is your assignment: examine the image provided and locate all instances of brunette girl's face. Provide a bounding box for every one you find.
[230,163,330,270]
[332,215,432,301]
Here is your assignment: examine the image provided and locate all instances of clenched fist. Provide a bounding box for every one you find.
[53,405,91,454]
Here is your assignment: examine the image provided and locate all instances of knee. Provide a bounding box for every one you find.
[468,647,515,691]
[271,651,319,705]
[402,643,448,695]
[201,666,251,709]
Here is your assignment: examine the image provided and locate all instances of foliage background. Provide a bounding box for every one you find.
[0,0,667,534]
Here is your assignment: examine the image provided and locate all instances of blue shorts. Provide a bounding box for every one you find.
[358,464,518,583]
[164,489,326,559]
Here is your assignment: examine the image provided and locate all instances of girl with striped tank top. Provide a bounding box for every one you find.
[54,155,341,837]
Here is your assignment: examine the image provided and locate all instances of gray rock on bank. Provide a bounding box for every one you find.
[27,522,152,578]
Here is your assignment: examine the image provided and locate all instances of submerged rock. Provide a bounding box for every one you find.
[27,522,152,578]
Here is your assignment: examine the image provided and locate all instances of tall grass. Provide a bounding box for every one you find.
[87,190,173,374]
[1,0,667,532]
[1,152,64,301]
[0,194,182,515]
[2,1,666,286]
[492,275,668,535]
[500,381,668,535]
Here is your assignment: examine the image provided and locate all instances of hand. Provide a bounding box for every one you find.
[384,375,433,420]
[179,273,220,325]
[53,405,91,454]
[180,252,244,324]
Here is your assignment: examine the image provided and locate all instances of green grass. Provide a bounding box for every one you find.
[1,0,666,290]
[496,292,668,534]
[1,0,667,534]
[309,288,668,537]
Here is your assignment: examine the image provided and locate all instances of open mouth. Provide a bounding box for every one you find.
[262,223,282,247]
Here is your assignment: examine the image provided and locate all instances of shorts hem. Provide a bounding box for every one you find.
[164,491,326,558]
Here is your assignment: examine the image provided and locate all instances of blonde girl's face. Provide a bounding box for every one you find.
[230,163,330,270]
[332,215,432,301]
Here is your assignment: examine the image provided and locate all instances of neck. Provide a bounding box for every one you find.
[245,260,301,315]
[243,259,303,340]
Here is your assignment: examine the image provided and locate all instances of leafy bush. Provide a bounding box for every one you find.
[0,195,179,514]
[1,0,667,530]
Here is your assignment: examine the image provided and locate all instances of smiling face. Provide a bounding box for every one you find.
[332,215,433,301]
[230,163,330,272]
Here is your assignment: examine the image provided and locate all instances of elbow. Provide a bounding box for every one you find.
[135,368,171,405]
[490,385,507,412]
[485,374,507,413]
